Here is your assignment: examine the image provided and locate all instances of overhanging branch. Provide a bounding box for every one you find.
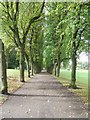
[22,1,45,43]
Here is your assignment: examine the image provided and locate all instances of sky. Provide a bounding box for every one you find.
[69,52,88,65]
[79,52,88,63]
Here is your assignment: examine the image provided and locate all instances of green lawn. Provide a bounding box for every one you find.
[0,69,28,105]
[59,69,88,103]
[60,69,88,85]
[0,69,20,90]
[7,69,20,78]
[7,69,28,78]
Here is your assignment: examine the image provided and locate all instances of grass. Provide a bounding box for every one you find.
[7,69,20,78]
[60,69,88,85]
[0,96,7,105]
[7,69,28,78]
[0,69,30,105]
[58,69,88,104]
[0,69,88,105]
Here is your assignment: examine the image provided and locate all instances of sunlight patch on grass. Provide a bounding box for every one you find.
[60,69,88,85]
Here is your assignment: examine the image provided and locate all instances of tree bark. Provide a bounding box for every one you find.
[25,52,30,78]
[0,40,8,94]
[57,55,61,77]
[57,60,61,77]
[20,45,25,82]
[69,51,77,89]
[31,62,34,76]
[54,63,57,76]
[27,61,30,78]
[29,28,34,76]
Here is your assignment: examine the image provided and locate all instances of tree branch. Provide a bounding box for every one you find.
[5,2,13,20]
[22,1,45,43]
[61,57,71,62]
[13,1,21,46]
[5,30,19,47]
[72,4,82,39]
[25,51,29,61]
[5,2,21,47]
[14,1,19,21]
[76,27,85,50]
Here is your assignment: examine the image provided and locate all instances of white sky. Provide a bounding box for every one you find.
[79,52,88,63]
[69,52,88,65]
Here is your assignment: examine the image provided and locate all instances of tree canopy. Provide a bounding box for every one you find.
[0,1,89,94]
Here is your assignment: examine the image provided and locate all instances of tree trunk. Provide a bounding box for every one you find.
[25,52,30,78]
[20,46,25,82]
[54,63,57,76]
[57,55,61,77]
[27,61,30,78]
[31,62,34,76]
[0,40,8,94]
[57,60,61,77]
[69,52,77,89]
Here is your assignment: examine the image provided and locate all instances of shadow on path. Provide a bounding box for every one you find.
[1,71,88,118]
[8,92,80,98]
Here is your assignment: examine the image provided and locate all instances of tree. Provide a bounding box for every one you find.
[44,2,88,89]
[32,23,44,73]
[68,3,88,88]
[44,2,70,76]
[2,34,19,69]
[0,39,8,94]
[1,1,45,82]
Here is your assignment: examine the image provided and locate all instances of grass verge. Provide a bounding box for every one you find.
[57,77,88,104]
[0,77,24,105]
[0,69,31,105]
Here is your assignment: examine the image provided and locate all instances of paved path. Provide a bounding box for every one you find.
[0,71,88,119]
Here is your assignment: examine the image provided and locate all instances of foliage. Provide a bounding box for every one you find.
[1,1,45,81]
[1,1,89,89]
[43,2,89,88]
[32,23,44,73]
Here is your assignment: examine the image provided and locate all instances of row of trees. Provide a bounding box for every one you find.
[1,1,45,94]
[2,2,45,76]
[44,2,89,88]
[0,1,89,94]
